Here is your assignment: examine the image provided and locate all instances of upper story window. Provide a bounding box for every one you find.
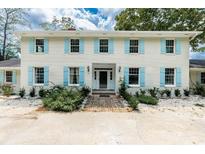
[100,39,108,53]
[201,72,205,84]
[129,68,139,85]
[70,67,79,85]
[165,68,175,85]
[35,39,44,53]
[129,40,138,53]
[34,67,44,84]
[70,39,79,53]
[5,71,12,83]
[166,40,174,53]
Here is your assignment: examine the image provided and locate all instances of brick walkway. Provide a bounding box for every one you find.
[83,95,132,112]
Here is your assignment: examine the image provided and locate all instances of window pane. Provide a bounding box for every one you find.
[71,39,79,53]
[35,67,44,84]
[70,67,79,84]
[100,39,108,53]
[201,72,205,84]
[36,39,44,52]
[165,68,175,85]
[129,40,138,53]
[166,40,174,53]
[129,68,139,85]
[6,71,12,83]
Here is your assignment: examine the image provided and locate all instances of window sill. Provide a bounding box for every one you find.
[32,52,45,55]
[128,84,140,88]
[69,84,80,87]
[165,85,175,87]
[33,84,44,86]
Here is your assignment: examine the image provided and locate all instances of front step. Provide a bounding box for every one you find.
[92,90,116,95]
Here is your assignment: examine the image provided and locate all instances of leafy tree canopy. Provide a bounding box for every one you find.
[115,8,205,51]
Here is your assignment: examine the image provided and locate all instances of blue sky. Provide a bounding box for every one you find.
[26,8,124,30]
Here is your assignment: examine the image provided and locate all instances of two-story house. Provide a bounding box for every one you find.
[0,31,202,94]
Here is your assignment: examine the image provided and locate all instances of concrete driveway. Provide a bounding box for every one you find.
[0,105,205,144]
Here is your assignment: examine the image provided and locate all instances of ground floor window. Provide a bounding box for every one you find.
[129,68,139,85]
[5,71,12,83]
[70,67,79,84]
[201,72,205,84]
[165,68,175,85]
[34,67,44,84]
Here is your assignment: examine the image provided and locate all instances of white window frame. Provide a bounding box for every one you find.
[201,72,205,84]
[165,39,175,54]
[165,68,176,87]
[69,67,80,86]
[34,67,44,86]
[128,67,140,87]
[129,39,139,54]
[35,38,44,53]
[5,71,13,84]
[70,38,80,53]
[99,38,109,53]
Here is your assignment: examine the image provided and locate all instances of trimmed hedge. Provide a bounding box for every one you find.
[137,95,158,105]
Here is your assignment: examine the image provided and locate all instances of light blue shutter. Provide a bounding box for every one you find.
[140,67,145,87]
[160,67,165,87]
[160,39,166,54]
[28,66,33,86]
[79,38,84,54]
[44,66,49,86]
[63,66,69,86]
[139,39,144,54]
[0,70,4,85]
[29,37,35,53]
[124,39,130,54]
[79,66,85,86]
[175,39,181,55]
[44,38,49,54]
[108,39,114,54]
[176,67,181,87]
[94,38,99,54]
[64,38,70,54]
[124,67,129,86]
[12,70,17,84]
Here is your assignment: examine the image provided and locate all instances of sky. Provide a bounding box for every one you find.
[26,8,124,30]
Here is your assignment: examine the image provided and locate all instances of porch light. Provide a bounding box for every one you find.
[87,66,90,72]
[119,66,121,72]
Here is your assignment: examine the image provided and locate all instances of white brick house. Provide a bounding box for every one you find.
[0,31,201,94]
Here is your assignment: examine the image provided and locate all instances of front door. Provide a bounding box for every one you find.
[99,71,107,89]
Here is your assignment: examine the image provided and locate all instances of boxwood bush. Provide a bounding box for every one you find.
[137,95,158,105]
[42,86,86,112]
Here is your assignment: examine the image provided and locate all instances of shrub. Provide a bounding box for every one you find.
[135,91,139,97]
[139,89,146,96]
[164,89,171,98]
[137,95,158,105]
[19,88,25,98]
[174,89,181,97]
[29,87,36,97]
[42,86,84,112]
[39,88,47,98]
[127,96,139,110]
[80,86,90,97]
[148,87,159,98]
[119,81,127,97]
[183,89,190,97]
[192,82,205,96]
[1,84,13,96]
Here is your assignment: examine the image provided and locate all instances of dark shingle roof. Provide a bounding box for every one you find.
[0,59,20,67]
[190,59,205,68]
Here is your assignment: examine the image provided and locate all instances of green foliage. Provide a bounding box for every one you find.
[127,96,139,110]
[135,91,139,97]
[192,82,205,96]
[164,89,171,97]
[19,88,25,98]
[42,86,84,112]
[80,86,91,97]
[139,89,146,96]
[159,90,166,98]
[174,89,181,97]
[137,95,158,105]
[1,84,13,96]
[195,103,205,107]
[115,8,205,51]
[29,87,36,97]
[183,89,190,97]
[148,87,159,98]
[38,88,47,98]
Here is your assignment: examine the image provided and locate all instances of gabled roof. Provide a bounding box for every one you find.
[190,59,205,68]
[0,59,20,67]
